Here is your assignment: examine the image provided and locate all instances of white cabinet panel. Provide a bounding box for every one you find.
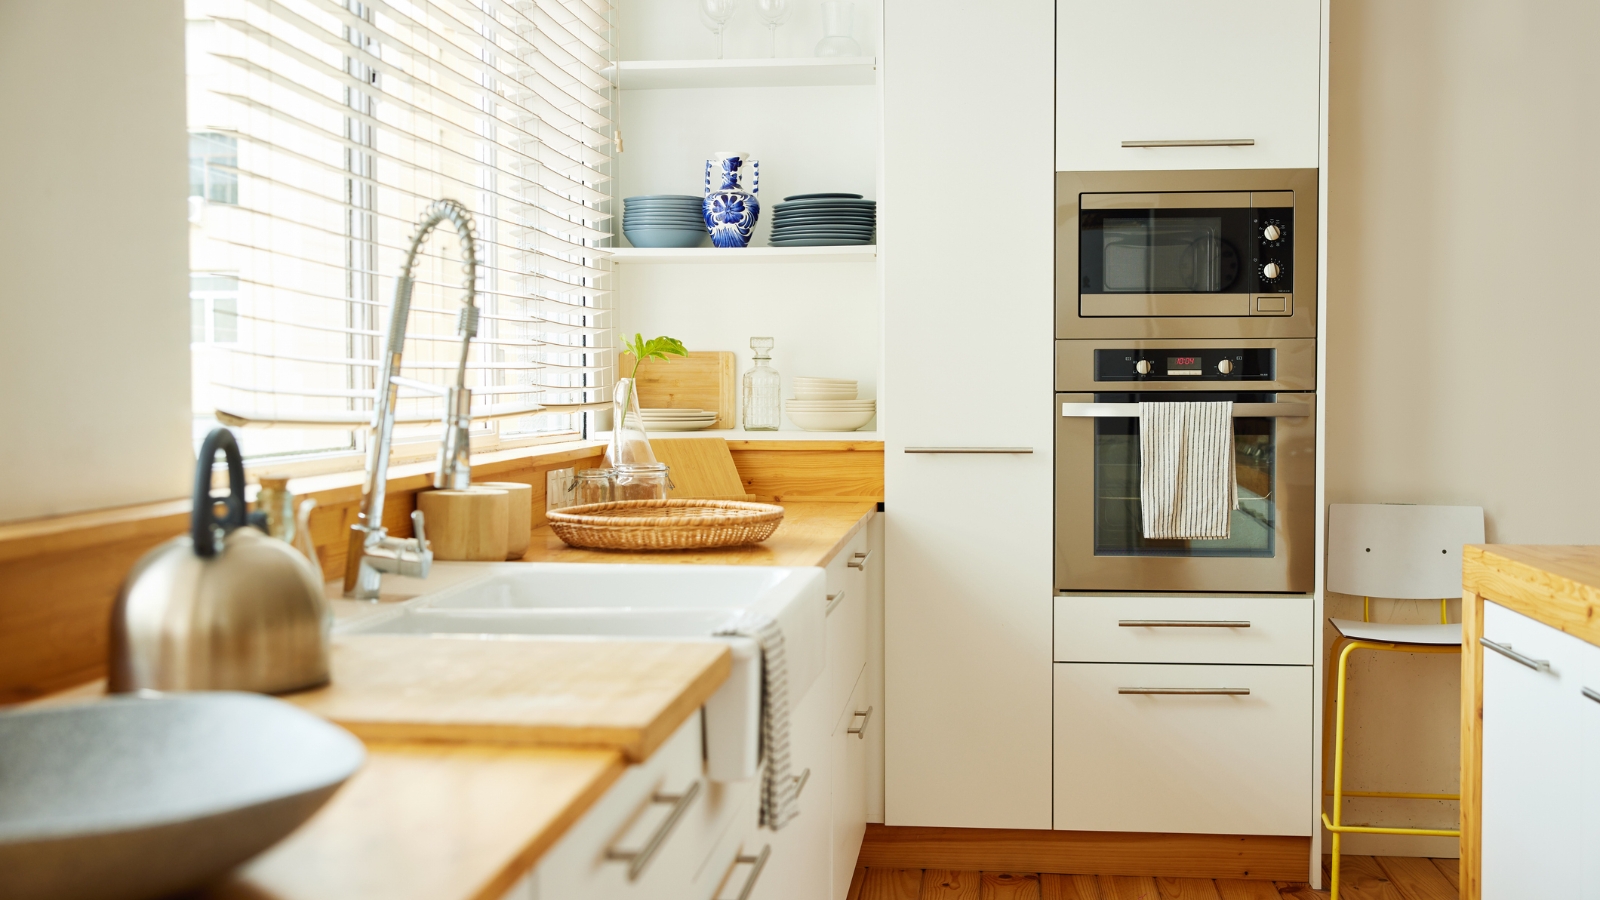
[825,529,869,723]
[1056,0,1322,171]
[1053,663,1312,835]
[747,666,834,900]
[832,668,869,900]
[863,514,886,825]
[1480,602,1585,899]
[1575,637,1600,900]
[1055,594,1313,665]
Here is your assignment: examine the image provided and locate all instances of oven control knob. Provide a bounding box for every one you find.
[1134,359,1153,375]
[1262,261,1283,280]
[1217,359,1234,375]
[1263,224,1284,242]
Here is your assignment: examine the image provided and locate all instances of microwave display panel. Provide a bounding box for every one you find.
[1080,205,1293,295]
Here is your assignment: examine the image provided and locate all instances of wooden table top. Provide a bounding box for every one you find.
[1463,544,1600,647]
[518,499,876,568]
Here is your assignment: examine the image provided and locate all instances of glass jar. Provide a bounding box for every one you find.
[612,463,674,502]
[568,468,615,508]
[742,336,782,431]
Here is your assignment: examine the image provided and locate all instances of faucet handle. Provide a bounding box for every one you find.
[411,509,429,551]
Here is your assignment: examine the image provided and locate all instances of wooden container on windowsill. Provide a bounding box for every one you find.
[415,489,509,561]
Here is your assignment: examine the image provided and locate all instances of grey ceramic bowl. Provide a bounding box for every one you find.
[624,228,708,248]
[0,691,365,900]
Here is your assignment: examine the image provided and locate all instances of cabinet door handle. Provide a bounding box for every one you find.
[793,767,812,800]
[1480,637,1552,673]
[847,706,874,738]
[604,779,701,880]
[825,590,847,616]
[719,845,772,900]
[847,550,873,571]
[1118,687,1250,696]
[1121,138,1256,148]
[904,446,1034,454]
[1118,619,1251,628]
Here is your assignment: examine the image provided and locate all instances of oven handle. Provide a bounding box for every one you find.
[1060,401,1309,418]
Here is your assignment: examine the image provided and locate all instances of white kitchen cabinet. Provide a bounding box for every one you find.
[1480,601,1591,899]
[748,660,834,900]
[832,668,870,900]
[1578,638,1600,900]
[1053,662,1312,835]
[863,512,886,825]
[883,0,1056,830]
[1056,0,1322,172]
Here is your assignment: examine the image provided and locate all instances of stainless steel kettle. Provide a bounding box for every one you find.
[110,429,331,694]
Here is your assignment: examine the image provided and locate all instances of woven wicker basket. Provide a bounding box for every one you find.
[547,499,785,551]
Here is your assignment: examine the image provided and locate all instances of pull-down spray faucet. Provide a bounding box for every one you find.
[343,199,480,600]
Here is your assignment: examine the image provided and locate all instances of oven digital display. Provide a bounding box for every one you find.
[1167,356,1202,376]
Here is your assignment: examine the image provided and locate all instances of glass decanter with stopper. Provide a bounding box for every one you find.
[742,336,782,431]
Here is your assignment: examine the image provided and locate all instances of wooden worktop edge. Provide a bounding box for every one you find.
[1462,545,1600,648]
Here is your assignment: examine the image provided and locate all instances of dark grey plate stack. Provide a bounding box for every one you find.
[770,193,876,246]
[622,195,708,248]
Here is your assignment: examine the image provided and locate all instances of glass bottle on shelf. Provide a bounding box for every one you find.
[742,336,782,431]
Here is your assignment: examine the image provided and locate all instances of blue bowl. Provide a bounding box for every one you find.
[624,228,708,248]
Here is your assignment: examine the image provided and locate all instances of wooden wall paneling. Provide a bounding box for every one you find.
[727,443,885,501]
[857,826,1310,882]
[1459,587,1485,900]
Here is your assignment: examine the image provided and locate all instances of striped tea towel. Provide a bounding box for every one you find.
[715,611,799,830]
[1138,401,1238,540]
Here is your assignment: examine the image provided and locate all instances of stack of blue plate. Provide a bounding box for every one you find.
[623,195,707,248]
[770,193,876,247]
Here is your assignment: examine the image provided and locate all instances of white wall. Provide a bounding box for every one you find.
[0,0,193,523]
[1324,0,1600,855]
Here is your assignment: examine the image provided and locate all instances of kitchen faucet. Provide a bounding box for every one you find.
[343,199,481,600]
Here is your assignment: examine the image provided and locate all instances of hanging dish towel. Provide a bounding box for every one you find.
[715,611,799,830]
[1139,401,1238,540]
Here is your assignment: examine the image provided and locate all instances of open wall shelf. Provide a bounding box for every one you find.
[618,57,877,90]
[608,245,876,264]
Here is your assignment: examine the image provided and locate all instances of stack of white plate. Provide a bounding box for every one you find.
[637,408,718,432]
[787,378,875,432]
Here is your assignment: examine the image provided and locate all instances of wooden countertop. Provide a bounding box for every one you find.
[1462,544,1600,647]
[204,742,625,900]
[518,500,877,568]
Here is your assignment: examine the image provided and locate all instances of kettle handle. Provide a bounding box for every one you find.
[193,428,248,558]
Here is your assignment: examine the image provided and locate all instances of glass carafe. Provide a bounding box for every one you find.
[742,337,782,430]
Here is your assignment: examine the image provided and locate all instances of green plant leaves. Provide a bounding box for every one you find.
[624,333,689,379]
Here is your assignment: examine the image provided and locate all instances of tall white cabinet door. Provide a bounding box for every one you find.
[1480,602,1582,899]
[882,0,1056,829]
[1056,0,1322,171]
[1573,638,1600,899]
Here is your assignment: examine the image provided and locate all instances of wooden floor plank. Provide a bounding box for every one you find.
[1374,858,1456,900]
[922,870,982,900]
[1041,874,1103,900]
[1099,875,1162,900]
[1332,857,1404,900]
[980,872,1043,900]
[847,866,868,900]
[1428,858,1459,892]
[1272,885,1329,900]
[1215,879,1281,900]
[863,868,925,900]
[1155,877,1223,899]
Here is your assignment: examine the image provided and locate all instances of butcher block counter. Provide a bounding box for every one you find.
[1460,545,1600,900]
[202,499,877,900]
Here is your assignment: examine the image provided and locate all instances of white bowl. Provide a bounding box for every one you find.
[786,399,875,407]
[793,378,857,387]
[786,407,877,432]
[794,392,858,401]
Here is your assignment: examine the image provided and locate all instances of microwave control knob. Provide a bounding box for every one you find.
[1217,359,1234,375]
[1263,223,1284,242]
[1134,359,1153,375]
[1262,261,1283,280]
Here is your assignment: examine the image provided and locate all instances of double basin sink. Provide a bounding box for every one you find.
[339,563,827,780]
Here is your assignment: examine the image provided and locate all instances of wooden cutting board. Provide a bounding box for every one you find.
[651,437,748,500]
[620,350,736,428]
[285,636,731,762]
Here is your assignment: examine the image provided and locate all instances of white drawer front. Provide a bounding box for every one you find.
[825,531,869,719]
[1054,595,1313,665]
[832,667,870,900]
[1053,663,1312,835]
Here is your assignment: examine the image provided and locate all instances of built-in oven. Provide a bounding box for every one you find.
[1056,168,1317,340]
[1054,338,1315,593]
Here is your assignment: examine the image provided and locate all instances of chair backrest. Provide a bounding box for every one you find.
[1327,504,1485,599]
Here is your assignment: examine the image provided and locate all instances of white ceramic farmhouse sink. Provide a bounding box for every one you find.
[338,563,826,782]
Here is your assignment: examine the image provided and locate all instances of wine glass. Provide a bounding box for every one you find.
[699,0,737,60]
[754,0,790,58]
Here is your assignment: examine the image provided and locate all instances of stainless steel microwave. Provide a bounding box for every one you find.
[1056,169,1317,340]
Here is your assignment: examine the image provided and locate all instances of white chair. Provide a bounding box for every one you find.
[1322,503,1485,900]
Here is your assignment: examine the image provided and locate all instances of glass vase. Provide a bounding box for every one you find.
[815,1,861,56]
[607,377,658,467]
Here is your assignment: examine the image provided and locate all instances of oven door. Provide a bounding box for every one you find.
[1054,391,1315,593]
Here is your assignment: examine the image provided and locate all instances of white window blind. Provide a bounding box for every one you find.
[185,0,616,460]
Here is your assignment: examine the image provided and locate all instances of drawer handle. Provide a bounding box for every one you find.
[847,705,874,738]
[1584,687,1600,706]
[1118,687,1250,696]
[1480,637,1552,673]
[825,590,847,616]
[847,550,874,570]
[719,845,772,900]
[1121,138,1256,148]
[1117,619,1251,628]
[604,779,702,881]
[793,767,812,800]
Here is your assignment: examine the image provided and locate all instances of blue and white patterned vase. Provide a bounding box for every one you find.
[703,152,760,248]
